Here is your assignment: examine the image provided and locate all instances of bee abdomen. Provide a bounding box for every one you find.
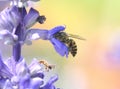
[53,32,78,57]
[71,51,77,57]
[71,46,77,57]
[68,39,77,57]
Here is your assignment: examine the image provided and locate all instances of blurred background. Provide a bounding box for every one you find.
[0,0,120,89]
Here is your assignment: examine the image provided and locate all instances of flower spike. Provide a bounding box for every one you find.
[0,0,80,88]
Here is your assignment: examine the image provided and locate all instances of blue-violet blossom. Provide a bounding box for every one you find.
[0,54,59,89]
[0,5,69,57]
[0,0,68,89]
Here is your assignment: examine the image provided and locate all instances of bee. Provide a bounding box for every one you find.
[53,32,85,57]
[39,60,55,71]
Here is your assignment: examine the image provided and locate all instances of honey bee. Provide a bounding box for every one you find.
[39,60,55,71]
[53,32,85,57]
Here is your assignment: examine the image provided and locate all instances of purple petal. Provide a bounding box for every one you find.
[4,57,16,75]
[0,77,7,89]
[13,1,28,7]
[11,76,19,86]
[3,80,13,89]
[50,38,69,57]
[10,0,40,7]
[40,75,58,89]
[0,0,12,1]
[47,75,58,85]
[24,29,48,44]
[48,25,66,39]
[21,7,27,18]
[0,30,18,45]
[30,77,43,89]
[24,26,65,43]
[28,59,42,74]
[16,59,29,77]
[31,72,44,79]
[8,6,20,27]
[0,54,13,78]
[0,65,13,78]
[24,8,39,29]
[19,73,31,89]
[0,6,20,32]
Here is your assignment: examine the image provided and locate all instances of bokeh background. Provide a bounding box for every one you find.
[0,0,120,89]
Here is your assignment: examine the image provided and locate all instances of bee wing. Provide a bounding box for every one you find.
[67,33,86,40]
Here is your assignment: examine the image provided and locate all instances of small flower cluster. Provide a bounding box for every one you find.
[0,0,69,89]
[0,56,58,89]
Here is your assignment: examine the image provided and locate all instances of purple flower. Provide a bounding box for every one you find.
[0,0,40,7]
[0,54,59,89]
[25,25,69,57]
[0,6,69,57]
[0,0,69,88]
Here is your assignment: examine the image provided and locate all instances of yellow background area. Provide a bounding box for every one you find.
[1,0,120,89]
